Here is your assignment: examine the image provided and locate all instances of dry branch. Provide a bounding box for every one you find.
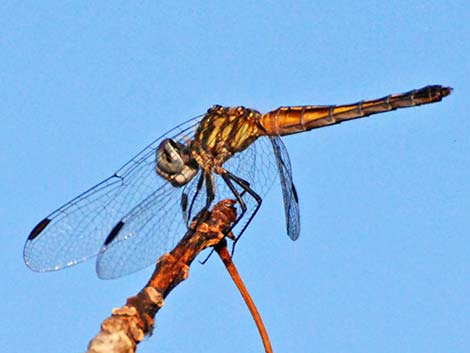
[87,199,237,353]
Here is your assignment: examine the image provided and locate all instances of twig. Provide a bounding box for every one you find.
[215,239,273,353]
[87,199,237,353]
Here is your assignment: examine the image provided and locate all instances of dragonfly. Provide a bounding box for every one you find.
[24,85,452,279]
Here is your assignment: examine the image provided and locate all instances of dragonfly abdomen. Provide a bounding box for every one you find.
[259,85,452,136]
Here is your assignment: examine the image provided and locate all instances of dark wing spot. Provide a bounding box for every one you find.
[27,218,51,240]
[104,221,125,246]
[291,182,299,203]
[181,192,188,213]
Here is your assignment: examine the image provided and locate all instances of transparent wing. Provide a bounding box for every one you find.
[269,136,300,240]
[184,136,283,239]
[23,115,204,273]
[222,136,281,237]
[96,136,282,278]
[96,179,192,279]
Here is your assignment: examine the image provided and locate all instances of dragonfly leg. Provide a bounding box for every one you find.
[218,168,262,250]
[185,172,206,224]
[220,172,248,214]
[200,168,261,264]
[204,171,216,208]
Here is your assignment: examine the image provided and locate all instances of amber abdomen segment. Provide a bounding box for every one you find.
[259,85,452,136]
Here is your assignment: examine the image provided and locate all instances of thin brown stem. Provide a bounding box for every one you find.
[215,239,273,353]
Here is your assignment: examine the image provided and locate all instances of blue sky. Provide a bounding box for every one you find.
[2,2,469,352]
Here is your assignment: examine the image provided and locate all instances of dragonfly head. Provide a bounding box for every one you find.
[156,138,199,187]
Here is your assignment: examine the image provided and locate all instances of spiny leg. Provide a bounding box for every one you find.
[197,170,243,264]
[218,168,263,251]
[185,171,206,225]
[204,171,216,209]
[200,169,261,265]
[196,174,220,265]
[220,171,248,224]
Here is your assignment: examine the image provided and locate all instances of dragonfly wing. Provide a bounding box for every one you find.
[96,178,191,279]
[24,115,203,273]
[216,136,281,238]
[269,136,300,240]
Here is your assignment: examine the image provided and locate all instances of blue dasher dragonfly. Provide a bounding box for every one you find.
[24,85,452,279]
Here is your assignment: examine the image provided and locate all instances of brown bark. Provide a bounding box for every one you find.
[87,199,237,353]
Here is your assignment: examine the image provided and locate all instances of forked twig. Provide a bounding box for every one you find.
[87,199,237,353]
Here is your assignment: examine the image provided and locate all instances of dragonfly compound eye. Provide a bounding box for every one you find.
[156,138,199,187]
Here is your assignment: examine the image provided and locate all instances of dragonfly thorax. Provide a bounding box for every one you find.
[156,138,199,187]
[191,105,264,171]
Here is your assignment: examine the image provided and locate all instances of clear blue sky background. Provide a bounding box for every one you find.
[2,2,468,353]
